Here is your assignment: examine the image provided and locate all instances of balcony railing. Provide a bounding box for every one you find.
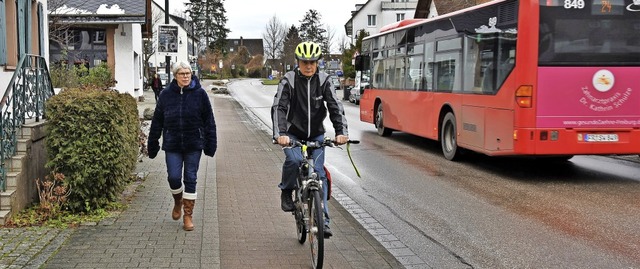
[0,54,54,191]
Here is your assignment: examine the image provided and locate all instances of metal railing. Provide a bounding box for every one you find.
[0,54,54,191]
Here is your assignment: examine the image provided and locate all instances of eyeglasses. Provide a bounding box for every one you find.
[177,72,191,77]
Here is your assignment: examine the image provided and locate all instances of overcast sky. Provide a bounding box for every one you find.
[155,0,366,41]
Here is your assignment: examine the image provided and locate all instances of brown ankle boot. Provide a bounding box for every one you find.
[183,199,195,231]
[172,192,183,220]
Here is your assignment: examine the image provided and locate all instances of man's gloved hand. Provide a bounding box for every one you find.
[148,150,158,159]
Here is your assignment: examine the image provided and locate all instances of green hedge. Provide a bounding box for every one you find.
[45,88,139,212]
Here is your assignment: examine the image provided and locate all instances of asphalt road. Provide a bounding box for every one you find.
[226,78,640,269]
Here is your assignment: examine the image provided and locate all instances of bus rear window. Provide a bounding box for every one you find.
[538,0,640,65]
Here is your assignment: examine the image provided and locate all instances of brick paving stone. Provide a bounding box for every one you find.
[0,82,404,269]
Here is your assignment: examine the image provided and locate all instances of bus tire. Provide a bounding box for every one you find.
[441,112,460,161]
[375,103,393,137]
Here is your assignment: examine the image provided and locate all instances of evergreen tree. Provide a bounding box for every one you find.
[281,26,302,71]
[186,0,230,52]
[298,9,328,54]
[341,29,369,79]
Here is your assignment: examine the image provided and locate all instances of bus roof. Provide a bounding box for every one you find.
[379,19,426,33]
[365,0,511,39]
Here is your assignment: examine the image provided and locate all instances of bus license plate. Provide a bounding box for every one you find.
[584,134,618,142]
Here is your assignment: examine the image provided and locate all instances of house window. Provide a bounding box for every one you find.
[396,13,405,21]
[368,15,377,26]
[93,31,105,43]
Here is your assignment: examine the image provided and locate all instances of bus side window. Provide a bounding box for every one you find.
[435,52,459,93]
[421,42,435,91]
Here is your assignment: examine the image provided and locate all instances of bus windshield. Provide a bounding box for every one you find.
[538,0,640,65]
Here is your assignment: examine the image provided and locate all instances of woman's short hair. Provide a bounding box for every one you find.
[171,61,192,76]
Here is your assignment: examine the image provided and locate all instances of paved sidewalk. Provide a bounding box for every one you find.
[0,82,403,268]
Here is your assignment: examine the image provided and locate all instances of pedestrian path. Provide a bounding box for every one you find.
[1,82,403,269]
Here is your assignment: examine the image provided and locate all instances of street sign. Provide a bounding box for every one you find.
[336,70,343,77]
[157,24,179,56]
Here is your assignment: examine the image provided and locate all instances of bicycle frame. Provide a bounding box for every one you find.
[298,142,324,198]
[292,140,326,269]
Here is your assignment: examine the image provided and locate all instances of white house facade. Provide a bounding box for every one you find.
[345,0,420,44]
[48,1,146,97]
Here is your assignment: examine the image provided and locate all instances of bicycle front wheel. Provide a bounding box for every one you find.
[309,190,324,269]
[294,189,306,244]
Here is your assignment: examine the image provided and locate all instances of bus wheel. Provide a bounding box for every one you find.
[441,112,460,161]
[375,104,392,137]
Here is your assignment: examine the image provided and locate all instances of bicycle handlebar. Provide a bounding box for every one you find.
[273,138,360,148]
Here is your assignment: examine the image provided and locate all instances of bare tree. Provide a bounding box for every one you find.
[338,35,350,54]
[48,0,82,48]
[142,5,166,80]
[324,24,336,54]
[262,15,286,61]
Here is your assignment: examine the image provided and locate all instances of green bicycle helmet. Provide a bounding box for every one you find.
[295,41,322,61]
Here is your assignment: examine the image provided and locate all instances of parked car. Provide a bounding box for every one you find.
[349,86,360,105]
[330,76,340,91]
[158,72,170,84]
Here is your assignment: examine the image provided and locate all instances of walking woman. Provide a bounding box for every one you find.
[147,61,217,231]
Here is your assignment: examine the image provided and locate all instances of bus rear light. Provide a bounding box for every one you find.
[540,131,548,140]
[513,130,518,140]
[516,85,533,108]
[550,130,559,141]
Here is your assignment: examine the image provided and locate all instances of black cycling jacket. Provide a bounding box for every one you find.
[271,69,348,140]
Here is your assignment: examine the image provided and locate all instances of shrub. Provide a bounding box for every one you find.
[49,63,115,89]
[247,67,262,78]
[45,87,139,212]
[78,64,114,88]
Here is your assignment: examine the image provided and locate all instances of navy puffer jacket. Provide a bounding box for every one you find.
[147,75,217,157]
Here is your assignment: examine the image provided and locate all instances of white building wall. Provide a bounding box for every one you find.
[113,23,143,98]
[132,24,143,94]
[351,2,380,44]
[41,0,50,67]
[349,0,418,44]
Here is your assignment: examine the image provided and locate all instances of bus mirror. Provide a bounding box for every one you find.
[354,55,370,71]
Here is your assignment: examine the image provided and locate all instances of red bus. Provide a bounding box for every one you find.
[356,0,640,160]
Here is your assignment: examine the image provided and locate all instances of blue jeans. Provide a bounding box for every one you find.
[166,150,202,199]
[279,134,330,225]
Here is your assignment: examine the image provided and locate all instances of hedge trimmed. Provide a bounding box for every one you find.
[45,88,139,212]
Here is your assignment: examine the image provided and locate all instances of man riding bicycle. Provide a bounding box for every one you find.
[271,41,349,238]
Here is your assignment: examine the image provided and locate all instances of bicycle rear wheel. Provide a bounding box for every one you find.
[294,189,306,244]
[309,190,324,269]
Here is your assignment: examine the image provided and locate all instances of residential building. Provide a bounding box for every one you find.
[225,37,264,58]
[48,1,145,96]
[0,0,50,93]
[344,0,420,45]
